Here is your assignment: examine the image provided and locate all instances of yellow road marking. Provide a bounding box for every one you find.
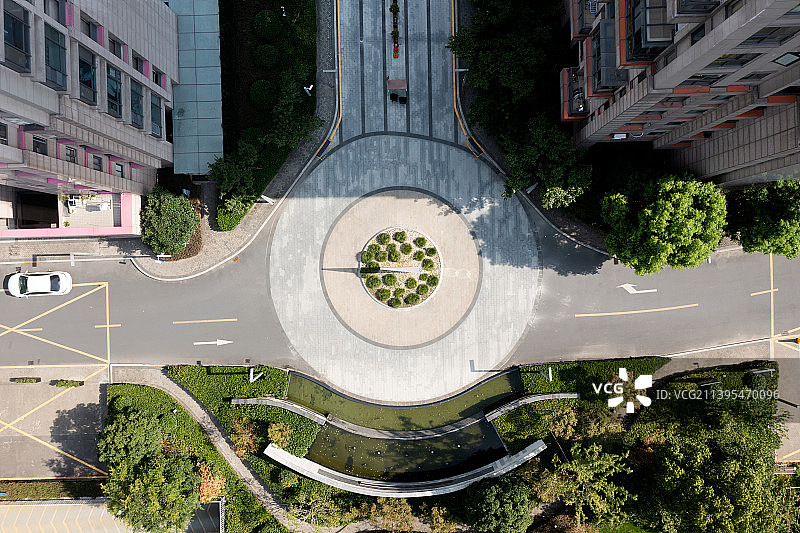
[575,303,699,318]
[105,283,111,377]
[0,364,105,369]
[72,282,105,287]
[0,476,107,481]
[0,284,105,339]
[14,328,42,332]
[770,254,775,360]
[751,288,779,296]
[781,448,800,461]
[0,367,106,438]
[172,318,238,325]
[0,420,107,475]
[93,324,120,328]
[789,325,800,334]
[776,341,800,354]
[0,326,108,363]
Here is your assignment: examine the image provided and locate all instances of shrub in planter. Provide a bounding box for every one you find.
[426,247,437,257]
[394,231,407,242]
[395,288,406,298]
[368,244,381,254]
[388,298,402,308]
[361,261,380,277]
[401,243,413,255]
[361,251,374,263]
[417,284,430,296]
[388,251,401,262]
[419,273,428,281]
[253,10,283,41]
[422,258,435,271]
[217,195,252,231]
[11,377,39,383]
[376,251,389,262]
[141,186,198,254]
[414,237,427,247]
[376,288,391,301]
[250,79,278,110]
[56,379,83,388]
[427,275,439,287]
[405,293,421,305]
[378,233,391,245]
[366,276,382,289]
[382,274,397,286]
[413,251,425,261]
[252,44,280,70]
[386,243,398,253]
[406,278,417,289]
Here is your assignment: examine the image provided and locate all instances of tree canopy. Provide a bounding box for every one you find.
[465,475,537,533]
[140,187,198,256]
[602,175,727,275]
[727,179,800,258]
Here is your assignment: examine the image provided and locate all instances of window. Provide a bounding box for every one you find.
[4,0,31,72]
[679,73,724,86]
[785,4,800,17]
[741,26,800,47]
[109,38,122,59]
[691,25,705,45]
[666,121,685,125]
[151,94,162,137]
[78,46,96,104]
[44,24,67,90]
[43,0,65,24]
[707,53,760,68]
[107,66,122,117]
[773,52,800,66]
[131,80,144,128]
[0,123,7,145]
[152,68,162,86]
[726,0,743,18]
[80,18,97,42]
[662,47,678,68]
[32,136,48,155]
[65,146,77,163]
[92,155,103,171]
[712,94,734,100]
[133,55,144,74]
[114,162,124,178]
[739,71,772,80]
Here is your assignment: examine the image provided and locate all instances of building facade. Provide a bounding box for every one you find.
[0,0,178,237]
[561,0,800,186]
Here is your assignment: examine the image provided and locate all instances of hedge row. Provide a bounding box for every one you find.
[492,398,578,454]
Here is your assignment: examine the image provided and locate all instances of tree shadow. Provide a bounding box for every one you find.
[45,388,107,478]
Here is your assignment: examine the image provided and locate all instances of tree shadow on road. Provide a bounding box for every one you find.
[45,389,107,478]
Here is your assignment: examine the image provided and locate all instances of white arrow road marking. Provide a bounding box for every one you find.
[193,339,233,346]
[617,283,658,294]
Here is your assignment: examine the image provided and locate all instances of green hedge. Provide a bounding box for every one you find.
[55,379,83,388]
[493,398,578,454]
[217,196,253,231]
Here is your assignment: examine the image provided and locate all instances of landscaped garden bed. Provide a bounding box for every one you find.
[359,228,441,308]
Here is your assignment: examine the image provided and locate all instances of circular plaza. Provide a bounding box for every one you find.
[269,135,539,403]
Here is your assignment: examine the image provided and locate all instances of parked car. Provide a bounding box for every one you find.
[7,271,73,298]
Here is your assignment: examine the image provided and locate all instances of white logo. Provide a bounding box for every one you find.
[608,368,652,413]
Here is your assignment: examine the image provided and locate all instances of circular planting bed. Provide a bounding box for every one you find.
[359,228,441,308]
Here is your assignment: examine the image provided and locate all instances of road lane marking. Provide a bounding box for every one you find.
[0,325,108,363]
[789,325,800,334]
[93,324,120,328]
[770,253,775,360]
[14,328,42,332]
[781,448,800,461]
[0,284,105,339]
[750,288,779,296]
[0,421,107,475]
[172,318,238,325]
[618,284,657,294]
[574,303,698,318]
[0,364,105,369]
[776,341,800,354]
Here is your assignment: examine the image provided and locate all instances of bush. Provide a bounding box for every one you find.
[376,288,391,301]
[360,251,374,263]
[382,274,397,286]
[278,470,299,489]
[368,244,381,254]
[377,233,391,244]
[426,247,437,256]
[414,237,427,247]
[400,243,413,254]
[422,258,435,271]
[268,422,293,449]
[376,251,389,262]
[253,10,283,41]
[386,243,397,253]
[395,288,406,298]
[55,379,83,388]
[361,261,380,276]
[250,80,278,110]
[388,251,401,262]
[388,298,402,308]
[427,275,439,287]
[405,293,421,305]
[207,148,257,198]
[417,284,429,295]
[217,195,253,231]
[365,276,382,289]
[406,278,417,289]
[393,231,407,242]
[418,273,428,281]
[11,377,39,383]
[252,44,280,70]
[140,187,198,255]
[413,251,425,261]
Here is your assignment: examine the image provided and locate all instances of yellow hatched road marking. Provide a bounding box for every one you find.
[781,448,800,461]
[770,254,775,360]
[0,420,107,475]
[0,284,105,339]
[172,318,238,325]
[788,325,800,334]
[15,328,42,332]
[575,303,698,318]
[93,324,120,328]
[0,364,105,369]
[0,326,108,363]
[750,288,779,296]
[776,341,800,354]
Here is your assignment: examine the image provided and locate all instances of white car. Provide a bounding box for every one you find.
[7,271,73,298]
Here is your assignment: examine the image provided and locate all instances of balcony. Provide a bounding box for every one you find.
[561,67,589,120]
[592,20,629,93]
[625,0,675,62]
[676,0,719,15]
[575,0,600,37]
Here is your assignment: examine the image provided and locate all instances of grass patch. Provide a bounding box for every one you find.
[596,521,655,533]
[0,480,102,500]
[107,384,287,533]
[493,398,578,454]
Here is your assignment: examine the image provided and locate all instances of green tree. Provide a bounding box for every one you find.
[502,114,592,207]
[207,145,258,198]
[370,498,414,533]
[535,442,633,526]
[602,175,727,275]
[139,187,197,255]
[97,409,161,467]
[465,476,537,533]
[727,179,800,258]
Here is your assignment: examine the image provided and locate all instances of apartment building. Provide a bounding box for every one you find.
[561,0,800,186]
[0,0,178,237]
